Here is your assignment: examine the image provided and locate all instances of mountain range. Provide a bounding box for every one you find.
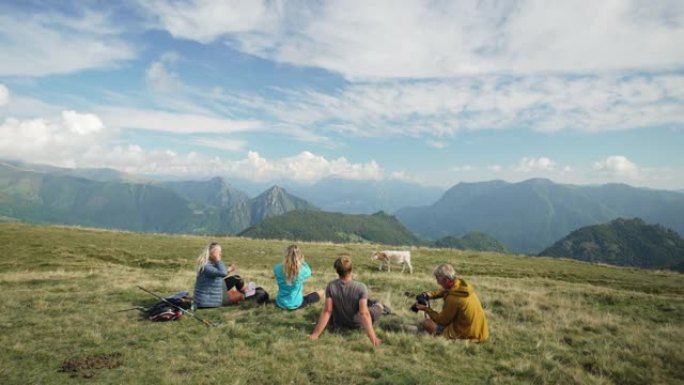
[396,178,684,254]
[0,161,316,234]
[539,218,684,270]
[3,160,684,262]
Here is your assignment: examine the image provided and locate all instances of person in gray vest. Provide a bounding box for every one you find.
[193,242,243,308]
[309,254,389,346]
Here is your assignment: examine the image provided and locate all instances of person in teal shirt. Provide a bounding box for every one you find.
[274,245,323,309]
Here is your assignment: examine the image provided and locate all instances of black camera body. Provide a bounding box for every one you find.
[410,292,430,312]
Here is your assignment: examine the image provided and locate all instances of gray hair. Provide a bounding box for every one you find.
[432,263,456,280]
[196,242,221,273]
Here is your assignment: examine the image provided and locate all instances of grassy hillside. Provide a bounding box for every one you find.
[434,231,510,253]
[539,218,684,270]
[1,223,682,385]
[240,210,422,245]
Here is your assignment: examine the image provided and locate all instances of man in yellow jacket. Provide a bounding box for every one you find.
[414,263,489,342]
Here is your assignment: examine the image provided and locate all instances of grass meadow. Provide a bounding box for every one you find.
[0,222,683,385]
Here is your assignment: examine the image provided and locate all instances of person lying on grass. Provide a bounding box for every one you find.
[309,255,390,347]
[413,263,489,342]
[193,242,248,308]
[274,245,324,310]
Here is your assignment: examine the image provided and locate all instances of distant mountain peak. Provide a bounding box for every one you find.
[248,186,318,226]
[254,185,291,203]
[203,176,229,189]
[520,177,555,185]
[207,175,225,183]
[263,185,285,194]
[455,179,507,187]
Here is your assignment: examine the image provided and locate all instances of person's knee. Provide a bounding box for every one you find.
[226,290,244,304]
[369,304,384,323]
[422,318,437,333]
[224,275,244,291]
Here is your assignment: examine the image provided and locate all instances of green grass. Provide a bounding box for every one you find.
[1,223,683,385]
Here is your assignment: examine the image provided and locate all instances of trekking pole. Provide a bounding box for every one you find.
[137,286,217,328]
[114,306,147,313]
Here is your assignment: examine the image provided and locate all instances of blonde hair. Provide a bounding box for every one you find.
[283,245,303,284]
[196,242,220,273]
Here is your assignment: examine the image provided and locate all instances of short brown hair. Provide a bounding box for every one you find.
[334,254,353,277]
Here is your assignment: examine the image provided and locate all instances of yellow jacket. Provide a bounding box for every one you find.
[424,278,489,342]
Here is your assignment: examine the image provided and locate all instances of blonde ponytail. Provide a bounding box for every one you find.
[283,245,302,284]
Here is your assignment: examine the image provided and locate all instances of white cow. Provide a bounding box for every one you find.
[371,250,413,274]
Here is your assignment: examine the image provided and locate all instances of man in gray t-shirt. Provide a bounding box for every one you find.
[310,255,384,346]
[326,279,383,330]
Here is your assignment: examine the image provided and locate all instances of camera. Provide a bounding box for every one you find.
[410,292,430,312]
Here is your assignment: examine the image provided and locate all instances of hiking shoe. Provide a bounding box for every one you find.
[400,324,419,333]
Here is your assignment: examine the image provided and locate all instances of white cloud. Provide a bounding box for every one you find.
[100,146,387,182]
[0,84,9,106]
[0,92,64,120]
[147,0,684,79]
[390,170,416,183]
[145,0,274,44]
[231,73,684,138]
[514,156,555,172]
[452,165,474,172]
[593,155,640,178]
[146,62,180,92]
[193,138,246,152]
[146,52,183,92]
[0,111,112,165]
[426,140,449,149]
[99,107,261,134]
[0,112,386,182]
[62,110,104,135]
[0,12,135,76]
[223,151,384,182]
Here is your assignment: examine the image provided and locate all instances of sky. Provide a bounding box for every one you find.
[0,0,683,190]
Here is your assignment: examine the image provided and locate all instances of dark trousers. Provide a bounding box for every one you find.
[224,275,244,292]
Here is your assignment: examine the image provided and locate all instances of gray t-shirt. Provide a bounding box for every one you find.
[325,278,368,330]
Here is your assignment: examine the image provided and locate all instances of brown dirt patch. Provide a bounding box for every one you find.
[59,352,123,378]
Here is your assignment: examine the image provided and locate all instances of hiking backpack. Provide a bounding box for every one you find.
[145,291,192,322]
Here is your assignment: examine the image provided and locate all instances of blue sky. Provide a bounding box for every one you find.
[1,0,683,190]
